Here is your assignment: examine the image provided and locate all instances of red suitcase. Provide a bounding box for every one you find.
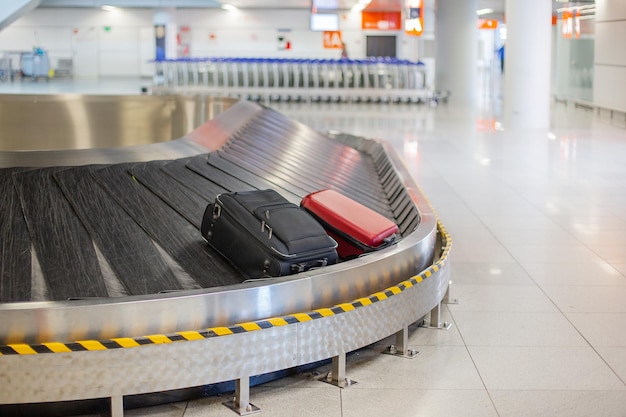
[301,189,399,260]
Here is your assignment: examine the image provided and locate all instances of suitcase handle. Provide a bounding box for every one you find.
[261,220,273,239]
[290,258,329,274]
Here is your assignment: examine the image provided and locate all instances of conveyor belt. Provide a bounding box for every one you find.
[0,102,405,303]
[0,98,449,417]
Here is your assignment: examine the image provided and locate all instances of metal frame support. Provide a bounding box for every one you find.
[443,280,458,305]
[223,376,261,415]
[111,395,123,417]
[384,326,420,358]
[419,302,452,330]
[322,352,357,388]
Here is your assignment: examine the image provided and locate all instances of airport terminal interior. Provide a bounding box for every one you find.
[1,1,626,417]
[1,79,625,417]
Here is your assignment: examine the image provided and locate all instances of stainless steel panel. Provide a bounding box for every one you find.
[0,260,450,405]
[0,94,236,152]
[0,325,300,403]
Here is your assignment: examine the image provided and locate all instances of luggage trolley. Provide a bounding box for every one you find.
[309,59,322,102]
[290,58,306,102]
[269,58,281,101]
[279,58,292,101]
[20,48,50,81]
[339,59,353,102]
[328,58,342,102]
[229,58,242,98]
[247,58,261,101]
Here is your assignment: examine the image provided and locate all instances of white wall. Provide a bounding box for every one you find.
[594,0,626,112]
[0,7,426,78]
[0,8,155,77]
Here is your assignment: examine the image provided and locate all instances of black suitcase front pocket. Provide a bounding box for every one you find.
[254,204,334,255]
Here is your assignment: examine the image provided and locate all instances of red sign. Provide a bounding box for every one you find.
[561,10,580,38]
[478,19,498,29]
[362,11,402,30]
[404,1,423,36]
[323,31,343,49]
[405,17,423,36]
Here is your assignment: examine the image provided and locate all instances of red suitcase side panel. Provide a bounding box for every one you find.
[301,189,398,254]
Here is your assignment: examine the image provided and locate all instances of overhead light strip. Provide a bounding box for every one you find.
[351,0,372,13]
[476,8,494,16]
[221,3,238,11]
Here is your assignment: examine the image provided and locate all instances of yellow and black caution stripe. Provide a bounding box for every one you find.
[0,224,451,356]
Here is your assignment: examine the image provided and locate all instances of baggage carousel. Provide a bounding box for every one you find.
[0,94,451,416]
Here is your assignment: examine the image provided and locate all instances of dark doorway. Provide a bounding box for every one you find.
[366,36,397,58]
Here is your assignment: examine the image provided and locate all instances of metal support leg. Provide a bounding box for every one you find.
[384,325,420,358]
[322,352,357,388]
[223,376,261,415]
[419,302,452,330]
[443,280,458,305]
[110,396,123,417]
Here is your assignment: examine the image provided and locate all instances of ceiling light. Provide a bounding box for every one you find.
[221,4,238,11]
[476,8,494,16]
[351,0,371,13]
[556,4,595,13]
[101,5,118,11]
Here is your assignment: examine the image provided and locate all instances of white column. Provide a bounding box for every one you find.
[434,0,478,106]
[153,8,178,60]
[504,0,552,128]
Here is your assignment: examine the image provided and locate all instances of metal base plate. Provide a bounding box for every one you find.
[223,400,261,415]
[383,345,421,359]
[319,373,357,389]
[419,320,453,330]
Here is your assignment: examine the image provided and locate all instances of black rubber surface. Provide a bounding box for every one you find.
[54,165,184,296]
[91,164,241,289]
[0,169,32,302]
[13,167,109,301]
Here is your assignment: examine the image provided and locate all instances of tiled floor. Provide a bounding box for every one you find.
[2,77,625,416]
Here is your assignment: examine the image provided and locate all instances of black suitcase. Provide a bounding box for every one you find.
[201,189,338,279]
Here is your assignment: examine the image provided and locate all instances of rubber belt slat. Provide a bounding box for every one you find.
[54,166,184,296]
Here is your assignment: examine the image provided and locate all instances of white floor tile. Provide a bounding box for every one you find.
[477,215,563,231]
[449,243,517,263]
[434,212,492,235]
[468,346,626,390]
[566,313,626,347]
[342,389,499,417]
[522,262,626,286]
[407,307,466,346]
[550,215,626,233]
[443,227,501,245]
[124,402,186,417]
[183,386,342,417]
[541,286,626,313]
[589,245,626,264]
[448,285,559,313]
[453,311,588,347]
[343,345,485,390]
[450,262,535,286]
[596,347,626,383]
[506,244,606,265]
[465,200,546,217]
[490,390,626,417]
[613,263,626,276]
[489,227,582,247]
